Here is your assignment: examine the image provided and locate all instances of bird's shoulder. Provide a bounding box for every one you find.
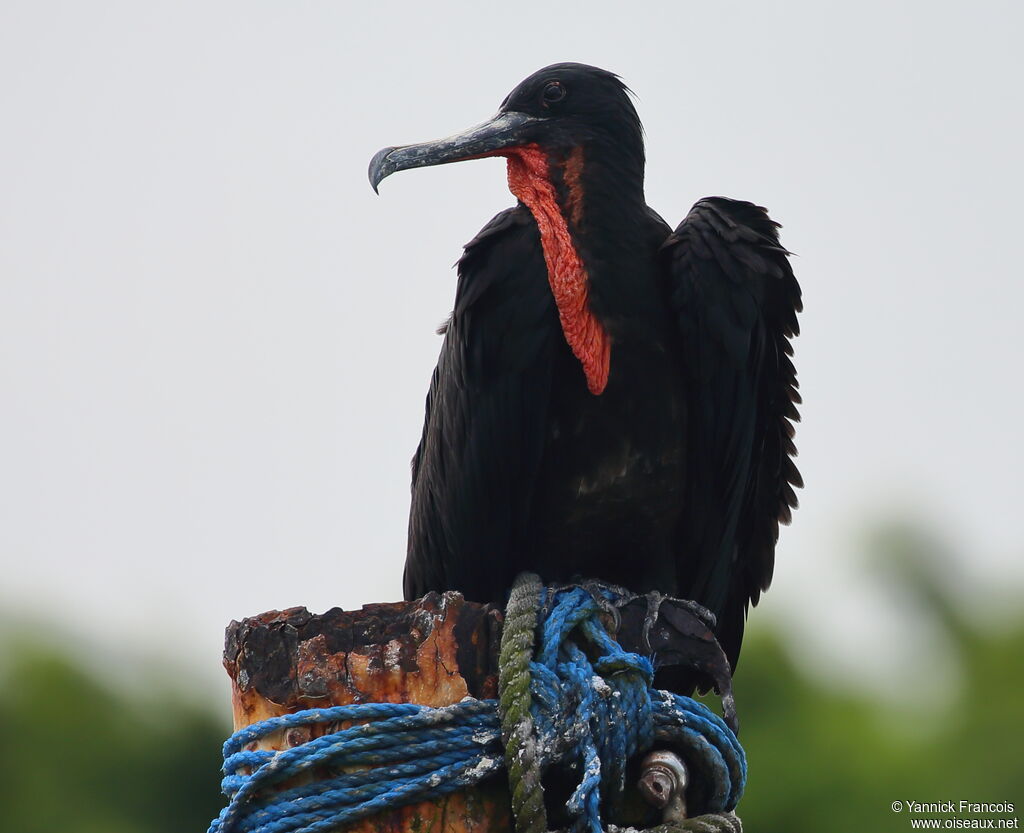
[459,204,537,267]
[662,197,795,281]
[448,205,551,341]
[660,196,800,359]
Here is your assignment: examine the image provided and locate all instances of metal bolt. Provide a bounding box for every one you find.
[638,750,688,822]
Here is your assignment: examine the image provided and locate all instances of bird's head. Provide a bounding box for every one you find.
[369,64,647,396]
[369,63,645,215]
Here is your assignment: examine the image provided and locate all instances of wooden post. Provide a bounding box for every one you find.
[222,590,736,833]
[223,591,512,833]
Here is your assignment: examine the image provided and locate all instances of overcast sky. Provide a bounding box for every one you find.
[2,1,1021,698]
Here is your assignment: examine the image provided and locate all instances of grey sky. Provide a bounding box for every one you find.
[1,1,1021,695]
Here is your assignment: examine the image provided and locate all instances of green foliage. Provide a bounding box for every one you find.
[0,637,227,833]
[732,622,1024,832]
[734,523,1024,832]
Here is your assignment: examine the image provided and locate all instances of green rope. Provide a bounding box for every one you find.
[614,816,744,833]
[498,572,549,833]
[496,573,743,833]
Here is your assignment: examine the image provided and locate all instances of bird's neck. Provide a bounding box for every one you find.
[505,144,647,396]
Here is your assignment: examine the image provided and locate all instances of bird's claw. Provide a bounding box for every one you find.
[673,598,717,630]
[641,591,666,653]
[580,578,625,633]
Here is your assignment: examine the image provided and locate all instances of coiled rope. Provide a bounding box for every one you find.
[208,574,745,833]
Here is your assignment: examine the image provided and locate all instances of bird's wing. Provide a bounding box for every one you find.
[404,206,560,603]
[660,197,802,669]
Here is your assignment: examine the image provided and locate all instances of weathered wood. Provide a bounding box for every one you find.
[223,589,737,833]
[224,591,510,833]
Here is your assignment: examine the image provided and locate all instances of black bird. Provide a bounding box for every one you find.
[369,63,801,672]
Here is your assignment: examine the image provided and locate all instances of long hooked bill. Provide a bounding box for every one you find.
[368,111,541,193]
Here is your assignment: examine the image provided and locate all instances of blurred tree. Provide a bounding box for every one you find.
[0,636,227,833]
[735,521,1024,832]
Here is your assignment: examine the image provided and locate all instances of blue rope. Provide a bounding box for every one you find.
[208,584,746,833]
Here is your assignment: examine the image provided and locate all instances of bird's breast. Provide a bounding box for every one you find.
[528,336,686,591]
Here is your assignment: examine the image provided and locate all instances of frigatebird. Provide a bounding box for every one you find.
[369,63,801,672]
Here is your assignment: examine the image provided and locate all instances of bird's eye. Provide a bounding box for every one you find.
[542,81,566,105]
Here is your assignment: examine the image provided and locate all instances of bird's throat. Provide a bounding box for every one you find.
[505,145,610,395]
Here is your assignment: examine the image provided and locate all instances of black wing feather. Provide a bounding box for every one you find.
[404,206,559,603]
[661,197,802,670]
